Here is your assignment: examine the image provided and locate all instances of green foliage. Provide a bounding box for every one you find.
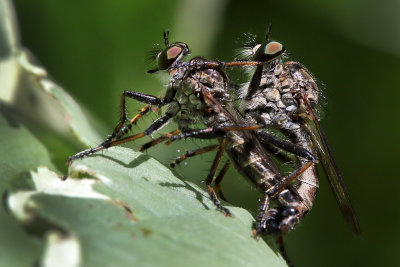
[0,110,50,266]
[5,0,400,266]
[0,94,285,266]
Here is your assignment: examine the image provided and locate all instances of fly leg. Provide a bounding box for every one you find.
[266,161,313,197]
[169,150,231,202]
[256,130,315,161]
[139,129,181,152]
[102,91,167,145]
[166,145,231,201]
[67,113,172,163]
[155,132,233,215]
[168,145,219,168]
[253,193,273,238]
[258,141,296,167]
[67,91,169,164]
[214,161,231,201]
[160,125,262,215]
[205,138,232,216]
[278,235,294,267]
[139,129,220,167]
[254,161,313,237]
[166,143,231,205]
[167,125,262,142]
[255,195,295,266]
[141,133,231,201]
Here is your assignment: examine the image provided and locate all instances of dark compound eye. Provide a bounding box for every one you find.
[253,41,285,62]
[157,42,189,70]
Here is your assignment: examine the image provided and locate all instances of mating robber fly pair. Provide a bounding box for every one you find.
[67,27,359,264]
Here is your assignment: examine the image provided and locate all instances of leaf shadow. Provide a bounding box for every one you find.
[159,181,210,211]
[98,153,151,169]
[96,151,232,216]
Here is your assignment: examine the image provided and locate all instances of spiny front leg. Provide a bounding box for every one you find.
[67,114,172,163]
[102,91,166,145]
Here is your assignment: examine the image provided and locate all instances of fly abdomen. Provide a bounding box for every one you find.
[278,189,310,228]
[259,188,310,235]
[225,131,280,191]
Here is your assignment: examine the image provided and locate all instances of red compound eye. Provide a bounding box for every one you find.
[265,41,283,55]
[167,46,182,60]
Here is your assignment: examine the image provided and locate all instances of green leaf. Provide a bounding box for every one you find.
[0,106,55,267]
[0,0,103,148]
[9,148,285,266]
[16,51,104,147]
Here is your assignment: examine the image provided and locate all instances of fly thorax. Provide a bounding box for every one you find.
[177,77,205,109]
[193,68,226,88]
[244,63,300,126]
[171,79,204,129]
[282,61,319,106]
[174,71,225,129]
[190,66,230,104]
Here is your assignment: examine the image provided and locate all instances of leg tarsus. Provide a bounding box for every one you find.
[66,145,104,164]
[204,139,232,216]
[215,160,231,201]
[67,114,172,163]
[206,183,232,217]
[253,193,271,238]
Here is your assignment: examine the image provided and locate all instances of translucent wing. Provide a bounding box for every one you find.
[200,80,284,178]
[303,99,361,234]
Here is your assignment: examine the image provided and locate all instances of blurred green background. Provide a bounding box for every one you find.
[10,0,400,266]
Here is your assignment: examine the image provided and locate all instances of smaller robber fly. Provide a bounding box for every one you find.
[67,31,270,215]
[237,26,360,264]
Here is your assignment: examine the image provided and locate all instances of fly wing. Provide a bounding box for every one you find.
[303,100,360,234]
[201,86,283,177]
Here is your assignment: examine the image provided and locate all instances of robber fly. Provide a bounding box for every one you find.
[239,26,360,239]
[66,31,267,214]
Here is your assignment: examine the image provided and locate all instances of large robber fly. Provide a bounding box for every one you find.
[238,26,360,237]
[67,31,359,266]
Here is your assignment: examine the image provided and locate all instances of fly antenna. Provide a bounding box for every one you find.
[265,24,273,41]
[164,30,170,47]
[147,68,159,74]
